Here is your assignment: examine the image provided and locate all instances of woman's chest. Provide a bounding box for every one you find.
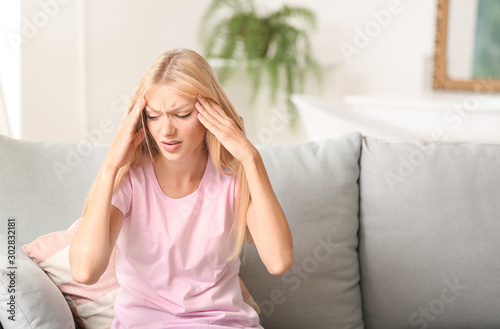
[118,193,234,273]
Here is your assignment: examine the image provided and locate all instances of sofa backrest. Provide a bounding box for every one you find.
[241,132,364,329]
[0,135,108,245]
[359,136,500,329]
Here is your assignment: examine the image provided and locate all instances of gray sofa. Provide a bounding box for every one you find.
[1,132,500,329]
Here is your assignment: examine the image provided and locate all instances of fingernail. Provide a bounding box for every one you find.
[196,101,201,107]
[197,113,203,119]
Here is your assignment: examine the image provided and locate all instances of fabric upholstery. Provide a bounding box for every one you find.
[359,136,500,329]
[22,219,119,329]
[0,228,75,328]
[0,135,108,246]
[240,132,364,329]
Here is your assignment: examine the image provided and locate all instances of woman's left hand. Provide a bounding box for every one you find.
[195,95,256,164]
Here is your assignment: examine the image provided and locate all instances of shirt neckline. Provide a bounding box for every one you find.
[147,154,213,203]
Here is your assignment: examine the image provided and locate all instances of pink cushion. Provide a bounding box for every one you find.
[22,219,119,329]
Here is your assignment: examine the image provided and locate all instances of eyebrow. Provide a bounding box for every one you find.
[145,102,192,113]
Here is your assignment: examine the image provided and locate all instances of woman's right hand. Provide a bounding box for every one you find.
[103,97,147,172]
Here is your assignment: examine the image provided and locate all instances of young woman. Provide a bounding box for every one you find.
[69,49,293,328]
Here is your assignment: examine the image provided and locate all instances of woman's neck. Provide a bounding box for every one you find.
[151,148,209,198]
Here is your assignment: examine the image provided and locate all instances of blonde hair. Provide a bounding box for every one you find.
[83,49,252,261]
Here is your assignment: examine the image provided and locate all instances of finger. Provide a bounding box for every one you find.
[124,97,147,130]
[197,112,221,133]
[127,97,147,122]
[133,97,147,119]
[205,98,233,126]
[196,95,224,121]
[196,96,233,128]
[195,100,219,125]
[131,128,145,148]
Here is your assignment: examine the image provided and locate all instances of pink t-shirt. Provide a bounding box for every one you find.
[110,156,262,328]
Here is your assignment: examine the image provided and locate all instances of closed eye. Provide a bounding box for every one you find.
[145,111,192,120]
[176,112,192,119]
[146,114,159,120]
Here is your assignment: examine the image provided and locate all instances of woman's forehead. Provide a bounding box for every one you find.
[145,85,194,112]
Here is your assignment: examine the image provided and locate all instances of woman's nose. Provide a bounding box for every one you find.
[160,116,176,136]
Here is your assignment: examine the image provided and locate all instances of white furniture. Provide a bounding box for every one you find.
[293,93,500,144]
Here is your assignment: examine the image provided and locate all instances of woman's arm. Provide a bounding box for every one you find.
[242,151,294,275]
[69,98,146,284]
[69,167,124,285]
[195,95,293,275]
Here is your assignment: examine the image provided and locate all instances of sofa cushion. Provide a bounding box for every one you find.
[0,135,108,245]
[239,132,364,329]
[22,218,119,329]
[0,224,75,328]
[359,136,500,329]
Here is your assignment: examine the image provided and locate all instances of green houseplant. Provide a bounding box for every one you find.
[199,0,322,122]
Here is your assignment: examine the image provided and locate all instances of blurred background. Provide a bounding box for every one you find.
[1,0,500,145]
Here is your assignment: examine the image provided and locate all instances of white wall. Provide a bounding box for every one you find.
[20,0,86,142]
[16,0,442,143]
[0,1,21,138]
[83,0,207,145]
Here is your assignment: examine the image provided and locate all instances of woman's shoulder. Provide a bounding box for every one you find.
[209,164,237,197]
[125,156,153,182]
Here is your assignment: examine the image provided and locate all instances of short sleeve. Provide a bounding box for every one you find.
[111,171,132,216]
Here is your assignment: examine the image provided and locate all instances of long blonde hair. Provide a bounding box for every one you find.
[83,49,252,260]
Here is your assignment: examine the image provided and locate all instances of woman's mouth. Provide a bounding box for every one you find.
[161,140,182,152]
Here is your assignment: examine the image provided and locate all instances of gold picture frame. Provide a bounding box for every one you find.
[433,0,500,92]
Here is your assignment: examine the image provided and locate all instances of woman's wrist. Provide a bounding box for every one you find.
[101,161,120,178]
[240,146,260,168]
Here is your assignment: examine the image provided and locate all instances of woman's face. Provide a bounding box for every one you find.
[144,84,207,163]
